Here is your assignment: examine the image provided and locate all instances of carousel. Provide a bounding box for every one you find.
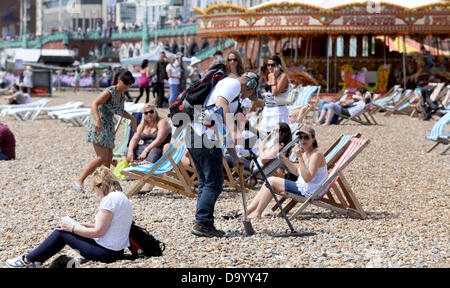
[194,0,450,94]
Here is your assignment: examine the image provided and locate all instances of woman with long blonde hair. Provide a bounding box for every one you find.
[124,104,171,163]
[6,167,133,267]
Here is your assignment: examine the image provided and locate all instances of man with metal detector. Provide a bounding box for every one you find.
[186,72,260,238]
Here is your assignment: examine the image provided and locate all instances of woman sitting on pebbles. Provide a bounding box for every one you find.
[246,125,328,219]
[124,104,171,164]
[72,70,138,193]
[6,167,133,267]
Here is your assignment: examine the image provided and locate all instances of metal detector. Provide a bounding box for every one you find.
[248,150,315,238]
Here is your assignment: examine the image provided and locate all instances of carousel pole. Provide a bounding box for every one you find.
[294,36,299,65]
[383,35,387,66]
[402,34,407,90]
[334,36,337,93]
[327,35,330,93]
[309,36,313,69]
[304,36,309,66]
[250,37,257,69]
[257,35,263,73]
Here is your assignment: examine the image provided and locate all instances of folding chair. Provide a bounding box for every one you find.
[121,129,197,198]
[370,86,403,114]
[336,103,378,125]
[383,89,414,117]
[425,112,450,155]
[273,137,370,219]
[271,133,360,213]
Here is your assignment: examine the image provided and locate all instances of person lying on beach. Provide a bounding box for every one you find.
[315,87,372,126]
[245,125,327,219]
[6,167,133,267]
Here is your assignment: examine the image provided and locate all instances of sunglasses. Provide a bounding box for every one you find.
[298,135,311,141]
[228,58,238,62]
[267,63,276,67]
[144,110,155,115]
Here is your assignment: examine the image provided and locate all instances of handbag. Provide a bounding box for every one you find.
[113,158,129,179]
[274,83,297,106]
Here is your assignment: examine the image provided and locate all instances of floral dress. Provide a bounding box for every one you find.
[87,86,125,150]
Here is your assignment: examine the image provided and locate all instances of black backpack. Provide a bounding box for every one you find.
[128,222,165,258]
[168,63,229,127]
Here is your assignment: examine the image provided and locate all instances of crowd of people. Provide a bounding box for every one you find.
[3,45,448,268]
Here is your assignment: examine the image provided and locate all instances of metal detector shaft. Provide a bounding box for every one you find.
[249,151,296,233]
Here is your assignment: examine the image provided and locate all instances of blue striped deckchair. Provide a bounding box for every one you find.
[371,86,402,114]
[384,89,414,117]
[121,129,197,198]
[288,85,320,113]
[425,112,450,155]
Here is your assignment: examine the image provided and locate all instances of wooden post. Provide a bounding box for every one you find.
[402,35,407,90]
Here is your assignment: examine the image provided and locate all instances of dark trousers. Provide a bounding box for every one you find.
[134,87,150,103]
[187,130,224,228]
[155,82,166,108]
[26,230,123,264]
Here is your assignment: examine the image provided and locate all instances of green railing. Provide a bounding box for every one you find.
[0,24,199,49]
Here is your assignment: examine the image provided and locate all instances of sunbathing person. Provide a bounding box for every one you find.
[315,86,372,126]
[6,167,133,267]
[124,104,171,164]
[246,125,327,219]
[5,85,29,105]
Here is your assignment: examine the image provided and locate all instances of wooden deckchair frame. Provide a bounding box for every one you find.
[336,104,378,125]
[272,137,369,219]
[370,87,403,115]
[270,133,361,214]
[122,137,197,198]
[383,90,415,117]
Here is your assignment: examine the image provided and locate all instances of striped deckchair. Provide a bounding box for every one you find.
[370,86,403,114]
[425,112,450,155]
[121,129,197,198]
[272,133,360,213]
[384,89,414,117]
[273,137,370,219]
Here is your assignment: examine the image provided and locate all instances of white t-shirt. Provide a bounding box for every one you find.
[166,63,180,85]
[23,71,33,88]
[94,191,133,251]
[191,77,241,139]
[346,99,366,117]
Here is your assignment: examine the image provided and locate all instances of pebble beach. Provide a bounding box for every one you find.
[0,90,448,268]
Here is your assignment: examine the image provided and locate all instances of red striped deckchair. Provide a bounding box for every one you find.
[274,137,370,219]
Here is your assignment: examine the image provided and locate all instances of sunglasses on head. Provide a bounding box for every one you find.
[228,58,238,62]
[144,110,155,115]
[267,63,276,67]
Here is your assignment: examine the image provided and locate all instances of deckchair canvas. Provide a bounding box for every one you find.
[384,90,414,117]
[121,130,197,198]
[425,112,450,155]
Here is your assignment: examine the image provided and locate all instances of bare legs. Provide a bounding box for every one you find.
[247,176,285,219]
[74,143,112,187]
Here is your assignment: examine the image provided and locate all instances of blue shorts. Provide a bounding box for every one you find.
[284,179,306,197]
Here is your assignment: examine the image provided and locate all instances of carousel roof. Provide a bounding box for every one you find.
[250,0,447,10]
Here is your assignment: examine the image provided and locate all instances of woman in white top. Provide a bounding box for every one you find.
[246,125,328,219]
[23,66,33,89]
[6,167,133,267]
[166,56,181,106]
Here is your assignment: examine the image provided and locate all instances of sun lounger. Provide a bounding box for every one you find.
[0,99,51,118]
[425,112,450,155]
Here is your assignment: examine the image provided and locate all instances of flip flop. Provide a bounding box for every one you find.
[71,182,87,193]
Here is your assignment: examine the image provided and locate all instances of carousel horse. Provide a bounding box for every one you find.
[339,64,366,92]
[368,64,391,93]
